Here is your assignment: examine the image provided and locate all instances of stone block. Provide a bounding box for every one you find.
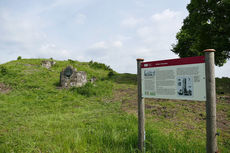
[60,66,87,88]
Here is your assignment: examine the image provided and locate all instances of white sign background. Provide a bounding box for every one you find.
[141,59,206,101]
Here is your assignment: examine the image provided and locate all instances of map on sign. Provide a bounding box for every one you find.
[141,56,206,101]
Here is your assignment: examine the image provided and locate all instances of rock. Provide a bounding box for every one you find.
[0,83,11,93]
[60,66,87,88]
[90,77,97,83]
[41,60,56,69]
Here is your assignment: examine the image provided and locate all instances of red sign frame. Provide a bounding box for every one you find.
[141,56,205,68]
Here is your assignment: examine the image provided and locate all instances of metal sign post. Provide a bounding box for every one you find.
[137,58,145,152]
[204,49,218,153]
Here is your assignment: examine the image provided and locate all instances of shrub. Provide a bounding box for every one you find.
[89,60,113,71]
[71,81,113,97]
[68,59,75,64]
[108,71,115,78]
[216,77,230,94]
[17,56,22,60]
[0,66,8,75]
[71,83,96,97]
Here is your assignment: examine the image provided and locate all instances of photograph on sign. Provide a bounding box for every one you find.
[177,76,193,96]
[141,56,206,101]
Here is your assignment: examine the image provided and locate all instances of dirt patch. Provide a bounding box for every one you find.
[113,87,230,135]
[0,83,11,94]
[146,104,177,118]
[111,87,137,114]
[217,95,230,104]
[217,111,230,132]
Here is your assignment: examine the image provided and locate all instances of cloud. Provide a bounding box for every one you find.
[1,0,229,77]
[74,13,87,24]
[39,43,71,58]
[48,0,91,10]
[135,0,146,7]
[0,11,44,43]
[115,35,132,41]
[136,9,183,46]
[90,41,107,49]
[0,9,71,62]
[112,41,123,48]
[151,9,180,21]
[86,41,110,59]
[121,17,144,27]
[81,9,187,73]
[215,62,230,77]
[83,40,125,67]
[89,40,123,50]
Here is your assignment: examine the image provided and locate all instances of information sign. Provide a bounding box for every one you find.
[141,56,206,101]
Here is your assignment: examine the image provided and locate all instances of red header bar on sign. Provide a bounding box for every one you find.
[141,56,205,68]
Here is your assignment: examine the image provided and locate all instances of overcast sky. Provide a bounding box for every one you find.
[0,0,229,77]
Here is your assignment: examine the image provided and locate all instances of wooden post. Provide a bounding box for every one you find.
[137,58,145,152]
[204,49,218,153]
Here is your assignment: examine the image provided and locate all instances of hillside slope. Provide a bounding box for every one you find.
[0,59,229,153]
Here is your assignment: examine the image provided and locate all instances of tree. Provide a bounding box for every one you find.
[172,0,230,66]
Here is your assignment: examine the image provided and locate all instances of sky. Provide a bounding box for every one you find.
[0,0,229,77]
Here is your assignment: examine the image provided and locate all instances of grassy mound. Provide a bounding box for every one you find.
[0,59,229,153]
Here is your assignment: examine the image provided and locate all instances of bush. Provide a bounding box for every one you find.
[17,56,22,60]
[71,83,96,97]
[89,60,113,71]
[216,77,230,94]
[71,81,113,97]
[0,66,8,75]
[108,71,115,78]
[68,59,75,64]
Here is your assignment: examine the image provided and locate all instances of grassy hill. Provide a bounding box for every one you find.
[0,59,229,153]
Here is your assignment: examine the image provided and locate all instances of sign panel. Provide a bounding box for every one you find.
[141,56,206,101]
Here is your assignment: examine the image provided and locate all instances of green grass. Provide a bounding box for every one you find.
[216,77,230,94]
[0,59,229,152]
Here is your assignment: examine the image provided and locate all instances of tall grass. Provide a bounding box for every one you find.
[0,59,229,152]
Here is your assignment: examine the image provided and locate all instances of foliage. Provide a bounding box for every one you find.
[0,59,229,152]
[110,73,137,85]
[0,66,8,75]
[172,0,230,66]
[216,77,230,94]
[108,71,115,78]
[71,81,113,97]
[68,59,75,64]
[89,60,113,71]
[71,82,96,97]
[17,56,22,60]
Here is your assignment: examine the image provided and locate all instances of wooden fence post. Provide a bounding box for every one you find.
[204,49,218,153]
[137,58,145,152]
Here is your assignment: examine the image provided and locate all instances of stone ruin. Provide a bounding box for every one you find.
[41,60,56,69]
[60,66,87,88]
[90,76,97,83]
